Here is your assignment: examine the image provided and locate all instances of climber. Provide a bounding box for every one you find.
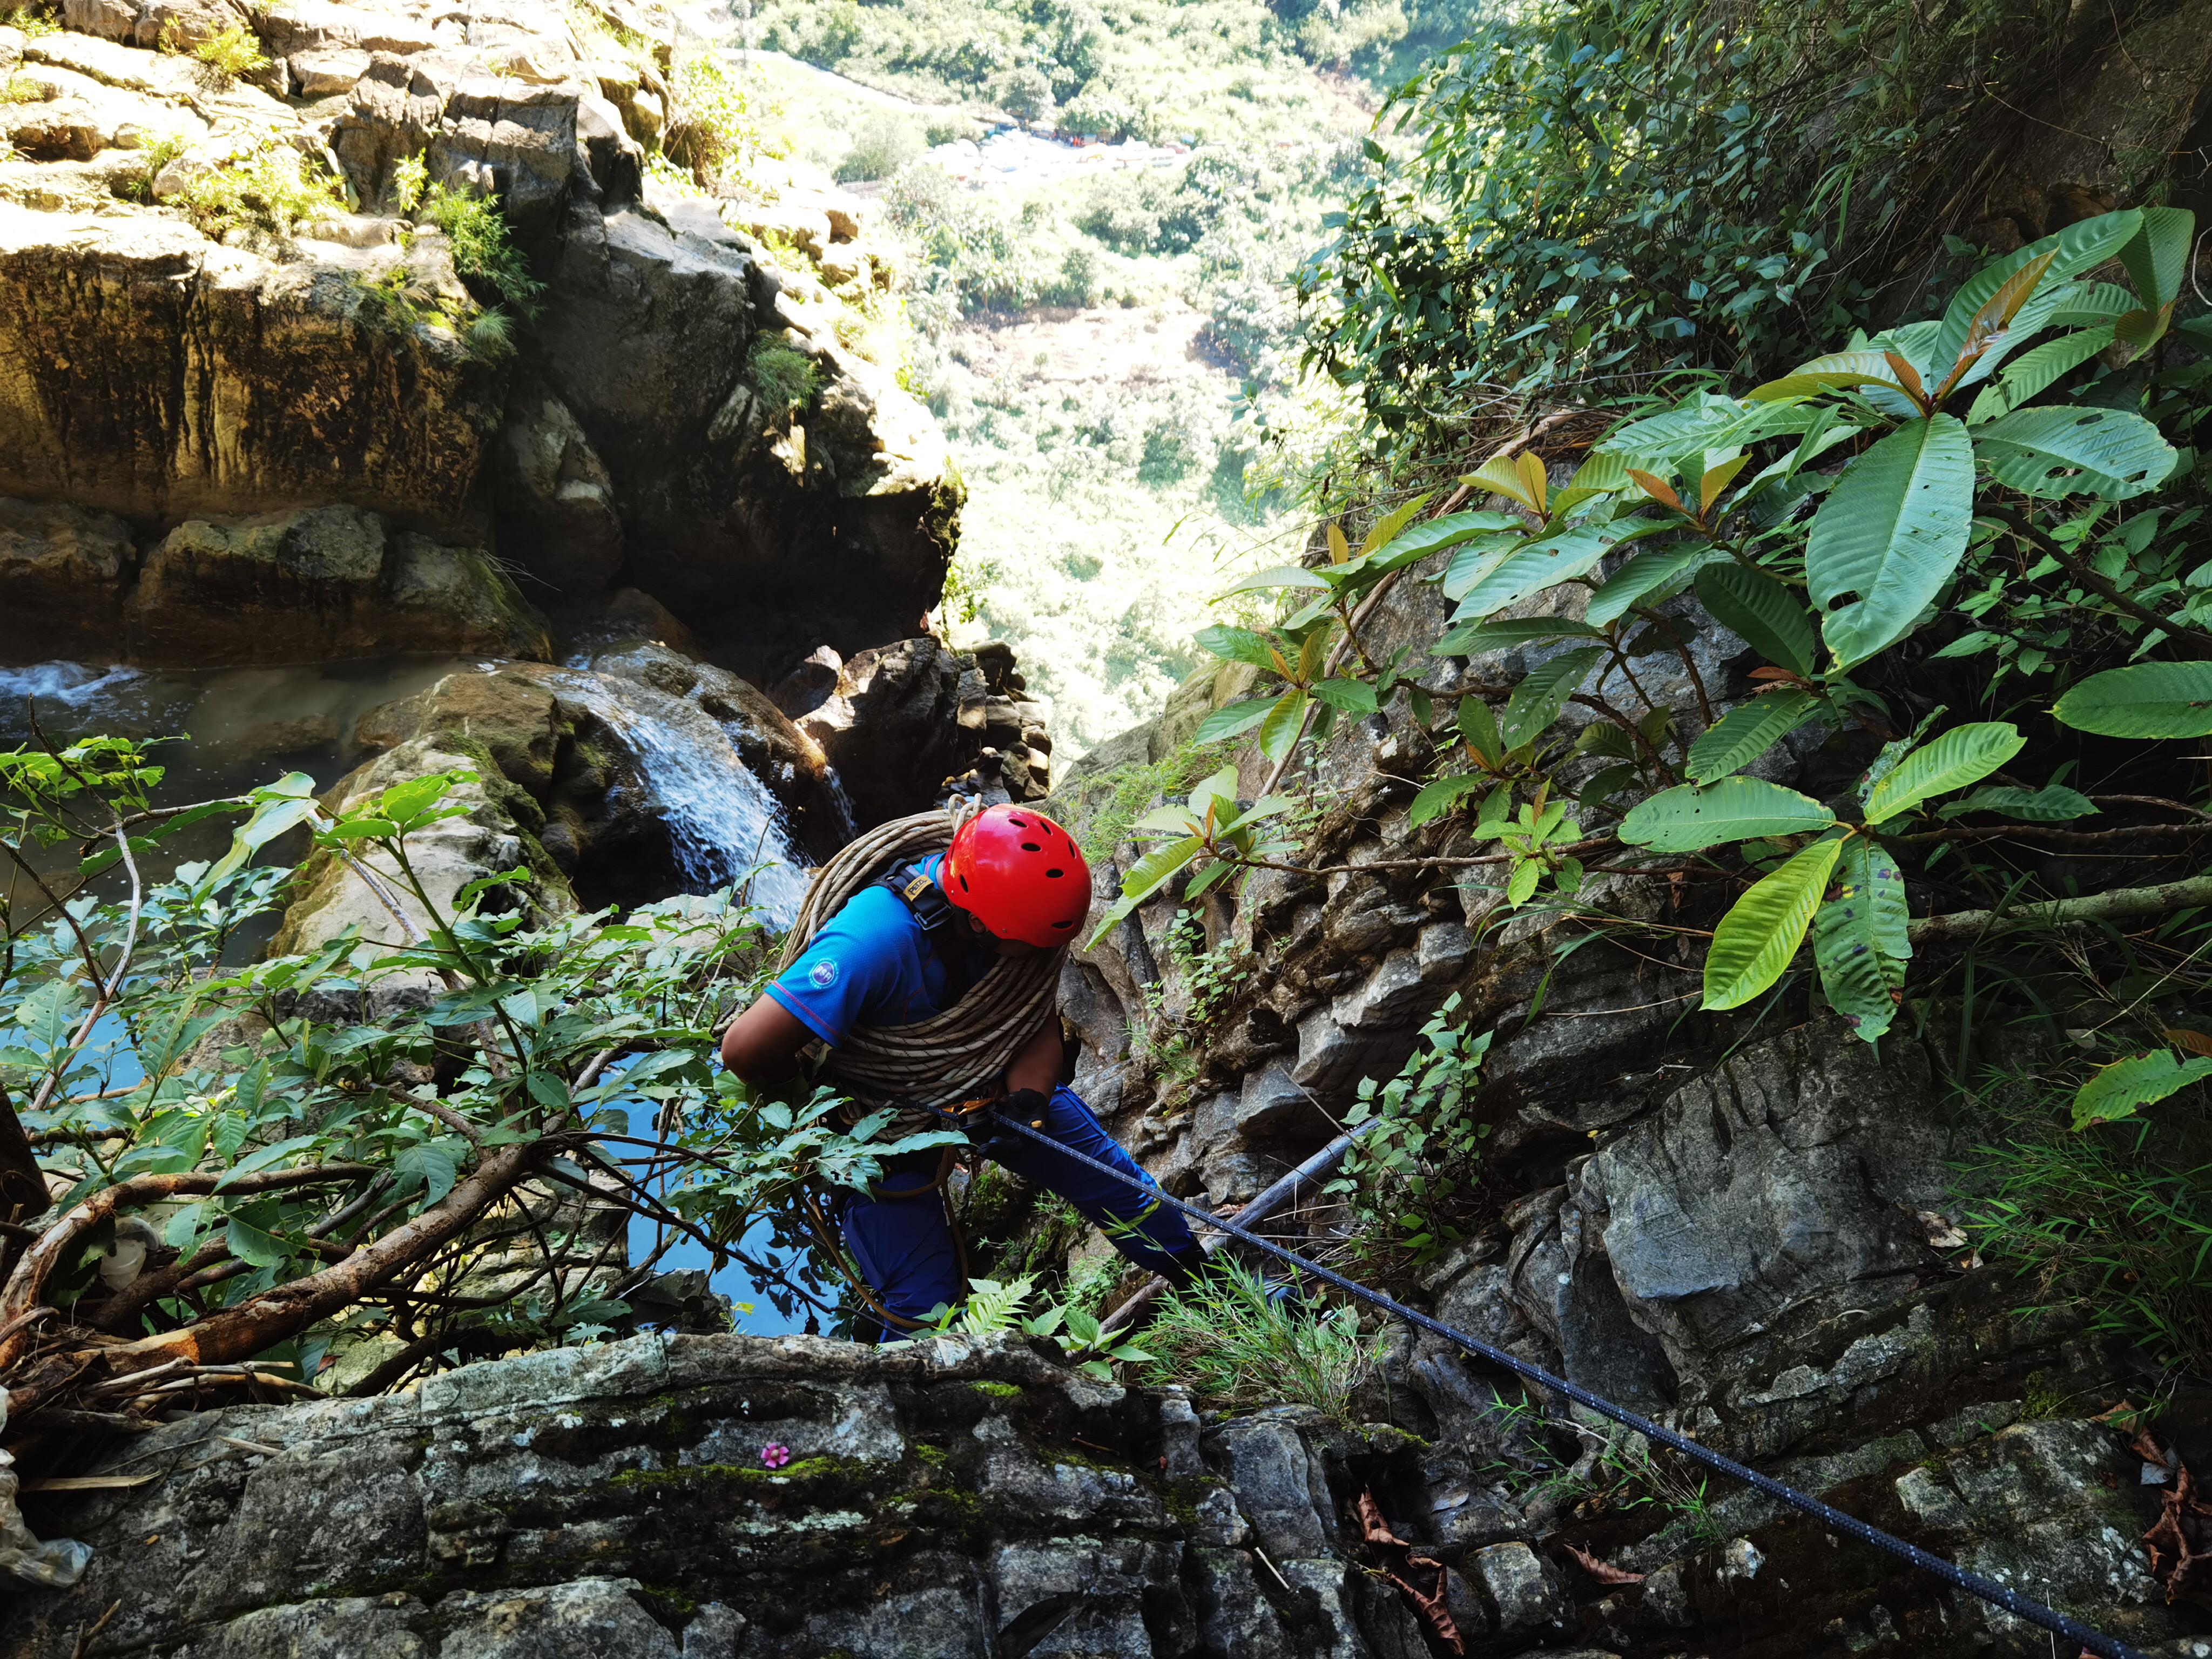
[718,803,1208,1340]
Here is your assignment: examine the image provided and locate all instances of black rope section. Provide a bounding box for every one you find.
[976,1108,2148,1659]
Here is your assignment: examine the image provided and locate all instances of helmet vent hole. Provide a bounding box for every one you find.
[1045,868,1063,878]
[959,874,970,892]
[1053,919,1074,929]
[1008,814,1029,826]
[1021,841,1042,852]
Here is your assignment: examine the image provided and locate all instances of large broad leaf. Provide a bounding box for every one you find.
[1745,350,1910,404]
[1972,406,2177,500]
[1193,625,1281,670]
[1966,326,2113,423]
[1256,689,1310,762]
[2072,1049,2212,1130]
[1193,699,1273,745]
[225,1214,292,1269]
[1309,678,1380,715]
[1927,211,2142,387]
[1499,647,1605,749]
[1449,526,1613,619]
[1684,690,1823,783]
[1431,616,1604,658]
[1587,541,1719,626]
[1371,510,1523,572]
[1704,833,1847,1010]
[1695,564,1818,677]
[1812,838,1910,1041]
[2118,206,2194,316]
[1807,414,1975,670]
[1408,773,1489,828]
[1440,532,1528,600]
[1220,563,1330,596]
[1939,784,2098,822]
[1862,722,2025,825]
[1618,777,1836,851]
[2053,661,2212,738]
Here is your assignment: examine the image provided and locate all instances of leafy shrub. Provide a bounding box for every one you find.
[190,21,268,83]
[0,70,42,103]
[1141,1258,1378,1418]
[1327,994,1492,1265]
[663,51,788,190]
[422,183,542,315]
[1121,209,2211,1041]
[388,151,427,215]
[172,137,343,239]
[833,112,924,184]
[748,335,822,415]
[988,63,1055,123]
[1299,0,2125,444]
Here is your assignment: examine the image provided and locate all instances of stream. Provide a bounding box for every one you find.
[1,656,822,1337]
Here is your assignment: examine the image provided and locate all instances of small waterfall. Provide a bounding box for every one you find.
[0,662,139,710]
[554,671,813,927]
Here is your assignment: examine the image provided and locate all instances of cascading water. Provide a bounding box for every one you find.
[551,671,813,928]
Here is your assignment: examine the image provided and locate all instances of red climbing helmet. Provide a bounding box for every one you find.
[940,805,1091,948]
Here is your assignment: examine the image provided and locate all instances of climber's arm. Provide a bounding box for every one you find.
[718,996,814,1084]
[1002,1010,1064,1098]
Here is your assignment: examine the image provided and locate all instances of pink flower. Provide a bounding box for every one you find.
[761,1442,791,1469]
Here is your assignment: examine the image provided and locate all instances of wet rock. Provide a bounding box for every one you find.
[496,378,626,598]
[0,495,133,659]
[0,1334,1300,1659]
[125,505,551,667]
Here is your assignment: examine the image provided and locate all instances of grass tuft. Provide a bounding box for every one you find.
[1139,1259,1377,1420]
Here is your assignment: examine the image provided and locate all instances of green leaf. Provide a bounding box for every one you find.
[2053,661,2212,738]
[1408,773,1488,828]
[1440,532,1527,601]
[1499,648,1605,748]
[1927,211,2142,382]
[1703,833,1847,1010]
[1586,541,1718,626]
[1219,564,1330,596]
[1456,697,1502,767]
[1694,564,1817,677]
[215,1134,325,1188]
[1744,350,1908,403]
[1505,858,1541,906]
[1194,625,1282,669]
[1812,838,1908,1042]
[2118,205,2193,314]
[1124,836,1204,900]
[1972,406,2177,501]
[1449,526,1612,620]
[1256,689,1310,762]
[2072,1049,2212,1130]
[1939,785,2098,822]
[1431,617,1603,658]
[1310,678,1380,715]
[1371,510,1523,572]
[1862,723,2025,825]
[1807,414,1976,670]
[377,773,461,825]
[207,793,320,886]
[1192,699,1273,745]
[1684,691,1823,783]
[1967,327,2113,422]
[394,1139,460,1204]
[1618,778,1836,851]
[225,1213,291,1268]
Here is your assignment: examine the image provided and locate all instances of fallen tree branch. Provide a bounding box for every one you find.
[1905,873,2212,950]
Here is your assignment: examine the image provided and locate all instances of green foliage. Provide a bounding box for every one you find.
[1145,219,2210,1041]
[0,70,41,103]
[833,111,925,184]
[388,152,428,215]
[664,50,788,190]
[170,136,345,239]
[422,183,543,316]
[1960,1071,2212,1375]
[747,335,822,416]
[187,21,268,85]
[891,1272,1152,1380]
[1296,0,2125,443]
[1326,994,1492,1265]
[1084,766,1299,946]
[1140,1258,1378,1418]
[0,740,961,1392]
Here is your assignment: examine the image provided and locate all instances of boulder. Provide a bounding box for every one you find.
[0,495,134,659]
[124,505,551,666]
[495,378,625,597]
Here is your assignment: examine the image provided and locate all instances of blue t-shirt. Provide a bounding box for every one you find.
[767,855,994,1046]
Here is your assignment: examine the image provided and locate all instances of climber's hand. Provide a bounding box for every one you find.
[968,1088,1049,1162]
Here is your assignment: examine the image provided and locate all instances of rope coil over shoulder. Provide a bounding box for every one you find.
[778,806,1067,1110]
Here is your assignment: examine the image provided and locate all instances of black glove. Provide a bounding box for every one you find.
[968,1088,1049,1162]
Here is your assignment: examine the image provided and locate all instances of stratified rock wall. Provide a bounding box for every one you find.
[0,0,960,680]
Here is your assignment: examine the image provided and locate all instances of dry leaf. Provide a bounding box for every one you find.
[1562,1539,1645,1586]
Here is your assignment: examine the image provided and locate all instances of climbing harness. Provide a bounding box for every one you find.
[775,807,1066,1112]
[977,1109,2153,1659]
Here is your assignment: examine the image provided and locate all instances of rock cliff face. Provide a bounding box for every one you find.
[0,0,957,678]
[1036,550,2212,1653]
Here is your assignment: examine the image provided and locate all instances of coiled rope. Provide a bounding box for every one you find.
[977,1109,2150,1659]
[777,807,1066,1110]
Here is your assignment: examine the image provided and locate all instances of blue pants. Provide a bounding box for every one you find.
[840,1085,1196,1341]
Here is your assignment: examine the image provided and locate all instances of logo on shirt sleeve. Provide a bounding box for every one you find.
[808,959,840,989]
